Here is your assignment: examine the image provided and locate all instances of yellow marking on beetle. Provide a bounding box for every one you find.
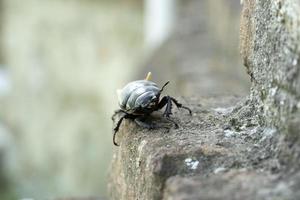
[145,72,152,81]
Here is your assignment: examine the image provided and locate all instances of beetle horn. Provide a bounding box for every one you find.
[145,72,152,81]
[160,81,170,92]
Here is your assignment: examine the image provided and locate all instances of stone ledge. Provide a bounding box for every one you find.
[108,96,291,200]
[108,0,300,199]
[163,170,300,200]
[240,0,300,129]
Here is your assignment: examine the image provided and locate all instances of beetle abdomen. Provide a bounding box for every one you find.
[117,80,160,111]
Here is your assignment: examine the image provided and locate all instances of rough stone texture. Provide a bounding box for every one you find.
[240,0,300,130]
[240,0,300,189]
[164,171,300,200]
[110,95,300,200]
[109,0,300,200]
[109,97,260,200]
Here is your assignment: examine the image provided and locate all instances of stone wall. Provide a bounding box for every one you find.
[109,0,300,199]
[241,0,300,131]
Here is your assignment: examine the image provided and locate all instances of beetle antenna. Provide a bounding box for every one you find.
[160,81,170,92]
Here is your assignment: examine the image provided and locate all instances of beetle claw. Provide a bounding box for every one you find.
[113,131,120,146]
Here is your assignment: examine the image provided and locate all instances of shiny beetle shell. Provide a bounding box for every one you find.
[117,80,160,112]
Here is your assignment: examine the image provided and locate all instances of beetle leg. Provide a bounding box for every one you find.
[157,96,179,128]
[157,96,168,109]
[165,117,179,129]
[170,97,192,115]
[157,96,173,117]
[163,96,173,118]
[113,112,134,146]
[113,116,125,146]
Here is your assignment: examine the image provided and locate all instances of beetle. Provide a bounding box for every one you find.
[112,72,192,146]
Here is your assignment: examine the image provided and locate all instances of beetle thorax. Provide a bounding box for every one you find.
[117,80,160,113]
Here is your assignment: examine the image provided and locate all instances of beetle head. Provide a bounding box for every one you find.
[143,81,169,110]
[146,95,158,109]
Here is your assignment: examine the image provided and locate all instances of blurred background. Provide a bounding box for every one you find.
[0,0,249,199]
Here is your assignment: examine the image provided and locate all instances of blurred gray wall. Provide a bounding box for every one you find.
[0,0,142,198]
[139,0,248,97]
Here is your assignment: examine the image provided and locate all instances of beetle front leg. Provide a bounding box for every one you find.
[157,96,172,117]
[112,112,134,146]
[157,96,179,128]
[170,97,192,115]
[113,116,125,146]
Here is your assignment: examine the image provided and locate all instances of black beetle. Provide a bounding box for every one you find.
[112,72,191,146]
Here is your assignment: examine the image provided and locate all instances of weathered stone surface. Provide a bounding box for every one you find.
[164,170,300,200]
[239,0,300,187]
[109,94,300,200]
[109,0,300,199]
[240,0,300,130]
[109,96,285,200]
